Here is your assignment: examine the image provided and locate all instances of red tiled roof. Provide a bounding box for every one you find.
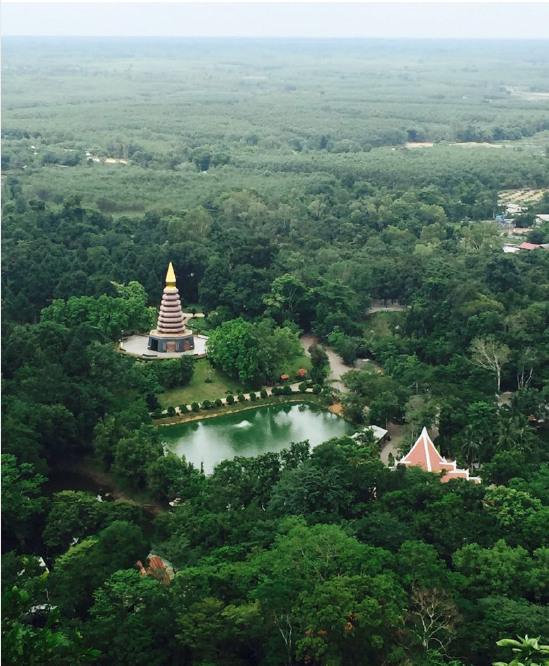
[397,427,481,484]
[136,556,171,584]
[518,242,540,250]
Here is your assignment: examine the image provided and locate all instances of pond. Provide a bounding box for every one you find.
[161,402,354,474]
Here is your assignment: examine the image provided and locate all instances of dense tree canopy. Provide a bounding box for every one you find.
[3,36,549,666]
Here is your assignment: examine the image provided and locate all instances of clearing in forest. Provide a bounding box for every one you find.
[498,188,547,206]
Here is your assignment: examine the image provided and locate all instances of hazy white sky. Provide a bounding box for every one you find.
[3,2,549,39]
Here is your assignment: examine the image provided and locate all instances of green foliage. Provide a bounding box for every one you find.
[49,521,150,618]
[2,577,101,666]
[207,318,304,384]
[1,454,46,550]
[3,37,549,666]
[111,427,163,490]
[494,635,549,666]
[146,453,203,502]
[41,282,155,340]
[140,356,194,393]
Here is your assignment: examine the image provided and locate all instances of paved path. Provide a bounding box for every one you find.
[367,305,410,314]
[160,383,303,417]
[299,334,353,393]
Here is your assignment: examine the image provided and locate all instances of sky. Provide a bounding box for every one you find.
[3,2,549,39]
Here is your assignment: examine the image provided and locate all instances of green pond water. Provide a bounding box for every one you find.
[161,402,354,474]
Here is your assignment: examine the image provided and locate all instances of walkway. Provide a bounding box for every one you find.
[300,334,352,393]
[159,383,303,417]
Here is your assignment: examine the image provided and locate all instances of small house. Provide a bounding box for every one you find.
[534,214,549,226]
[352,425,389,445]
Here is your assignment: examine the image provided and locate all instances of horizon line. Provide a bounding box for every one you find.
[4,34,549,40]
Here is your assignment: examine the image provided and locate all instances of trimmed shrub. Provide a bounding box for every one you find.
[238,393,246,402]
[260,388,268,399]
[146,393,161,411]
[191,402,200,412]
[250,392,257,401]
[283,385,293,395]
[298,382,308,393]
[152,408,162,419]
[271,386,281,396]
[226,394,235,405]
[214,398,223,408]
[167,406,176,417]
[312,384,322,395]
[202,399,212,410]
[179,404,189,414]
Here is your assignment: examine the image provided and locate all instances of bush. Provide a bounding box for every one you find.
[283,385,293,395]
[202,399,212,410]
[167,406,176,417]
[179,404,189,413]
[238,393,246,402]
[298,381,308,393]
[152,408,162,419]
[272,386,282,396]
[146,393,160,411]
[214,398,223,408]
[313,384,322,395]
[250,392,257,401]
[191,402,200,412]
[260,388,268,399]
[153,356,195,390]
[226,394,235,405]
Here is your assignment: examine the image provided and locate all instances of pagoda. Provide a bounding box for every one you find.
[395,427,481,484]
[148,263,195,353]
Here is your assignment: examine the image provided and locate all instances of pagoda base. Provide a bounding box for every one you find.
[148,331,195,353]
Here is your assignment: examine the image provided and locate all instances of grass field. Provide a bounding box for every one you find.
[158,358,243,407]
[277,354,312,380]
[158,352,312,407]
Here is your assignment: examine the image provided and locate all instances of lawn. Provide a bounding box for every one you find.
[158,349,312,408]
[158,359,243,407]
[276,353,312,380]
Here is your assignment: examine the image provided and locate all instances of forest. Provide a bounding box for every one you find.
[2,37,549,666]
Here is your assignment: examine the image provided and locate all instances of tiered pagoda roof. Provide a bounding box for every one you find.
[396,427,481,484]
[154,262,186,335]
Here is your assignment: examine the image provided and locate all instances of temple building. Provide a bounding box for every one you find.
[148,263,195,353]
[395,427,481,483]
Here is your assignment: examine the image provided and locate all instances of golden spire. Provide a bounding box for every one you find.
[165,262,177,288]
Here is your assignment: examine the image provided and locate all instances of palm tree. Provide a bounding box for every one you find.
[496,412,537,453]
